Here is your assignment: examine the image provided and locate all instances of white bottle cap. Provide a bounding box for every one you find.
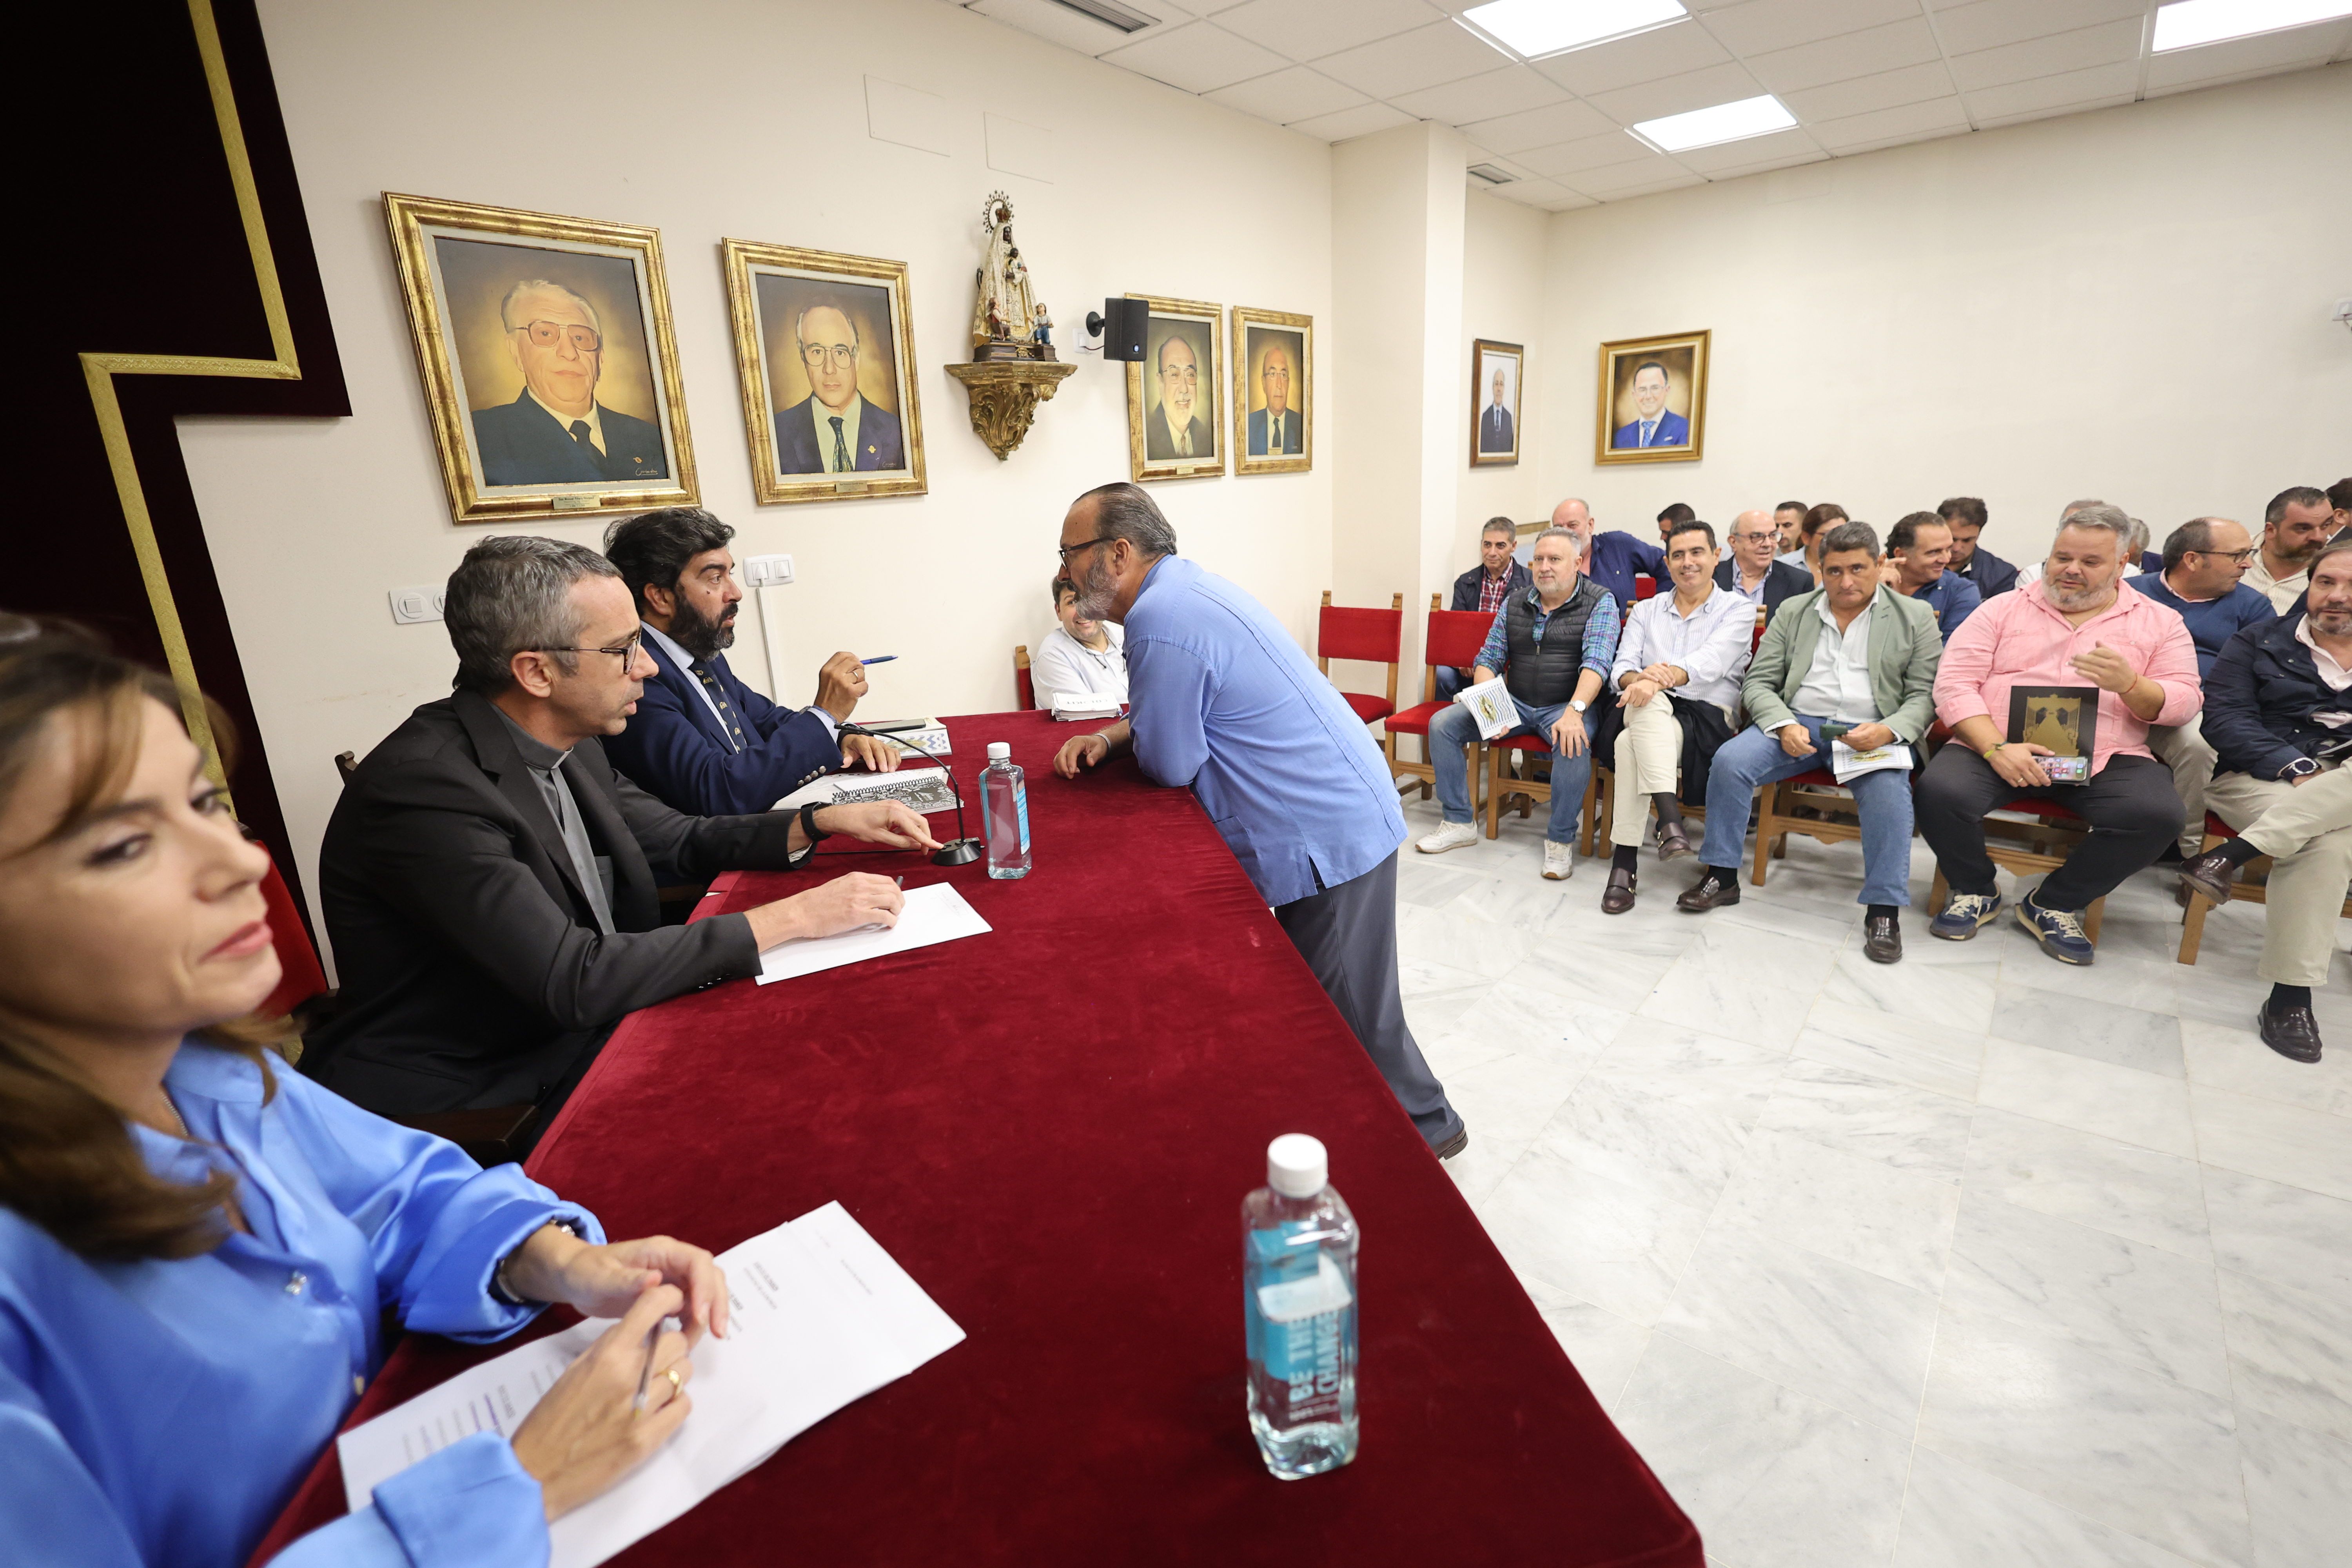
[987,742,1011,760]
[1267,1134,1327,1199]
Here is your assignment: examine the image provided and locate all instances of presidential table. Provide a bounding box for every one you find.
[258,710,1699,1566]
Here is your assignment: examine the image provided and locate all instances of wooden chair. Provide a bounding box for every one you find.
[1386,593,1496,801]
[1927,797,2107,943]
[1014,644,1034,711]
[1317,590,1405,769]
[2175,811,2352,965]
[1751,768,1867,884]
[1487,735,1602,845]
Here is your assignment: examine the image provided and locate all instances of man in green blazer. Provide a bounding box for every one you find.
[1675,519,1943,962]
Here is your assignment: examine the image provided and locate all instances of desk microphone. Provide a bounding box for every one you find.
[838,722,984,866]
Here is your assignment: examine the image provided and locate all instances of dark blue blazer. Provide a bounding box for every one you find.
[1611,409,1688,449]
[1714,558,1812,621]
[1479,404,1514,453]
[472,393,669,487]
[601,646,844,816]
[1957,545,2020,599]
[2202,612,2352,782]
[1451,560,1531,613]
[1247,407,1303,455]
[774,397,904,474]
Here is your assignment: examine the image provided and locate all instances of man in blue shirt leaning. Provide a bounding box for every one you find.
[1050,483,1466,1159]
[600,508,901,815]
[1551,496,1666,611]
[2131,515,2276,857]
[1885,512,1982,640]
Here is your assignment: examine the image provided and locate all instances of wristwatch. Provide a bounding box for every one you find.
[490,1220,581,1306]
[797,800,833,846]
[1569,699,1588,713]
[2279,756,2321,783]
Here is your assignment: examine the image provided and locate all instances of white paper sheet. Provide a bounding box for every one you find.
[755,882,990,985]
[1454,676,1515,740]
[1831,738,1915,785]
[771,765,950,815]
[338,1203,963,1568]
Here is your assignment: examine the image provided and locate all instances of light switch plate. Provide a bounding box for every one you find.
[743,554,795,588]
[389,586,445,624]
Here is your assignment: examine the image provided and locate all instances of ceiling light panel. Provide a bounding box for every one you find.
[1461,0,1690,61]
[1629,92,1798,151]
[2152,0,2352,51]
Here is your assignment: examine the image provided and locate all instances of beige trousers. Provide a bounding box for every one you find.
[2201,762,2352,987]
[1610,697,1685,848]
[2149,715,2218,858]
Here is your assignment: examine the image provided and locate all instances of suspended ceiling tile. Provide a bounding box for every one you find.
[1780,59,1958,122]
[1577,170,1709,201]
[1975,93,2136,129]
[1744,18,1944,95]
[1391,63,1571,123]
[1698,0,1926,57]
[1285,99,1418,141]
[1313,18,1510,98]
[1930,0,2151,58]
[2144,22,2351,91]
[1534,188,1602,211]
[1962,58,2141,118]
[1568,151,1701,193]
[968,0,1201,57]
[1100,21,1292,91]
[1829,119,1980,156]
[1585,59,1771,124]
[1214,0,1444,60]
[1483,174,1575,207]
[1513,127,1657,177]
[1807,92,1971,149]
[1203,64,1371,122]
[1458,96,1619,152]
[1670,124,1824,172]
[1530,20,1733,97]
[1946,16,2143,92]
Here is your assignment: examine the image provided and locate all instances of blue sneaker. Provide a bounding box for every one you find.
[2015,896,2095,965]
[1930,891,2002,940]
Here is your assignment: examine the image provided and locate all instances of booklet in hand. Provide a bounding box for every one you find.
[1454,676,1516,741]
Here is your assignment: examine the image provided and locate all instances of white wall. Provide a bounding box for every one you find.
[1455,190,1548,563]
[178,0,1335,956]
[1534,64,2352,561]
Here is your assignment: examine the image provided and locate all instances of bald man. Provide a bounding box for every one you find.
[1145,333,1212,461]
[1549,497,1665,611]
[472,279,671,486]
[1246,344,1301,456]
[1714,508,1812,621]
[775,302,905,474]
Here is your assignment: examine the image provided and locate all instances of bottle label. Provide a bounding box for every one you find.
[1013,780,1029,853]
[1247,1224,1350,1420]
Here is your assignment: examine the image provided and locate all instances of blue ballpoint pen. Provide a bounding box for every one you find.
[860,655,897,665]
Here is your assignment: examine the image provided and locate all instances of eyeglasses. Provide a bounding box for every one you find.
[800,342,857,367]
[534,631,643,664]
[2195,548,2258,564]
[1158,365,1198,385]
[512,319,601,352]
[1057,536,1118,565]
[1261,365,1290,382]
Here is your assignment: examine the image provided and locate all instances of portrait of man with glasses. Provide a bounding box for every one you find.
[469,276,672,487]
[1143,325,1215,464]
[772,297,906,475]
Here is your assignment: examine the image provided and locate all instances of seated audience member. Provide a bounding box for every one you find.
[2132,517,2276,857]
[1417,526,1620,879]
[1436,517,1531,699]
[1940,496,2018,598]
[302,536,935,1130]
[1679,522,1941,961]
[1552,495,1665,611]
[2328,476,2351,541]
[1599,521,1756,913]
[1793,502,1849,583]
[1655,502,1696,544]
[2180,539,2352,1062]
[1033,573,1129,711]
[1774,500,1809,562]
[2244,485,2335,612]
[2129,517,2161,575]
[1715,508,1811,619]
[0,624,733,1565]
[1885,511,1982,638]
[600,507,897,816]
[1918,504,2200,964]
[2016,497,2140,589]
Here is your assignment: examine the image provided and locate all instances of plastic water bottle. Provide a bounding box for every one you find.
[979,742,1031,879]
[1242,1134,1359,1479]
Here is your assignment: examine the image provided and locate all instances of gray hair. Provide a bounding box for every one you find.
[1530,524,1584,558]
[445,535,620,693]
[1074,482,1178,559]
[793,301,859,351]
[2056,502,2133,544]
[498,279,600,335]
[1481,516,1518,542]
[1820,520,1880,559]
[2125,517,2150,557]
[2061,496,2109,517]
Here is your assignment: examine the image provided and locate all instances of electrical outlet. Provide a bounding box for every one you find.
[743,554,795,587]
[389,586,445,624]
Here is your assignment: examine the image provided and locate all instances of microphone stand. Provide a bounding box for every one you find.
[837,723,983,866]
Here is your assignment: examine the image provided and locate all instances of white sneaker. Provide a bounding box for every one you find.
[1417,819,1479,854]
[1543,841,1575,880]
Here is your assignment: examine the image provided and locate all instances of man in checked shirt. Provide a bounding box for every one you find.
[1435,517,1533,699]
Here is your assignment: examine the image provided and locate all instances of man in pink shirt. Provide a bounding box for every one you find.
[1921,503,2202,964]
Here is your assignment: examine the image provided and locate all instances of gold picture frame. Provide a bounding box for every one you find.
[1230,307,1311,475]
[1595,328,1710,466]
[722,240,926,505]
[1125,294,1224,483]
[1470,339,1523,467]
[384,192,697,524]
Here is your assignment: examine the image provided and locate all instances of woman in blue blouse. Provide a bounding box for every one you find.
[0,627,731,1566]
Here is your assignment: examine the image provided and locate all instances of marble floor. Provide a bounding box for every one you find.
[1394,792,2350,1568]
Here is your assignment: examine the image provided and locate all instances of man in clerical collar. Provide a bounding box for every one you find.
[773,303,905,475]
[471,279,670,488]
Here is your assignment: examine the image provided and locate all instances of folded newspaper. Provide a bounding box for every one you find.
[1049,692,1122,722]
[1454,676,1515,741]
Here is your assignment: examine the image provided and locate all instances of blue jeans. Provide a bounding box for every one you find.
[1699,716,1916,907]
[1431,695,1599,844]
[1433,665,1466,701]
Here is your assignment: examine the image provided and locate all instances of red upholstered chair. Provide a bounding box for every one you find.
[1633,574,1657,601]
[2175,811,2352,965]
[1928,796,2108,944]
[258,855,328,1021]
[1387,593,1496,800]
[1316,590,1405,769]
[1014,644,1034,711]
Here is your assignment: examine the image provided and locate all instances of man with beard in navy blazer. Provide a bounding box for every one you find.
[471,280,670,487]
[773,302,905,474]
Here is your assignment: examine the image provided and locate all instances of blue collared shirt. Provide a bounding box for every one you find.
[1581,531,1668,613]
[2,1042,600,1567]
[1474,583,1622,682]
[1123,555,1404,907]
[1911,569,1983,639]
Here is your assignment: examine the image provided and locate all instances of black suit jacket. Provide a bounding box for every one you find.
[1450,561,1531,613]
[1715,558,1811,620]
[773,396,906,474]
[1145,402,1212,462]
[1957,546,2019,599]
[301,691,806,1114]
[472,392,670,487]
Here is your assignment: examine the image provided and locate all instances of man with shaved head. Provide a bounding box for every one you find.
[472,279,671,486]
[1714,508,1810,621]
[774,301,906,473]
[1549,496,1664,611]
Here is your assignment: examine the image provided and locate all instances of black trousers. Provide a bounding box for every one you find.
[1274,852,1465,1151]
[1916,746,2183,910]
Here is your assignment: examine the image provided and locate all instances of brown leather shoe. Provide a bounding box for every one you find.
[1602,864,1638,914]
[2258,1002,2323,1064]
[1656,820,1695,861]
[2177,849,2238,909]
[1675,867,1742,911]
[1863,911,1903,964]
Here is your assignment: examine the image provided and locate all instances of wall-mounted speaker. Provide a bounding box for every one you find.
[1086,298,1149,361]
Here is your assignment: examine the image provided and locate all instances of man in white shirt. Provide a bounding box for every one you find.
[1600,520,1757,912]
[2243,485,2336,612]
[1032,575,1128,712]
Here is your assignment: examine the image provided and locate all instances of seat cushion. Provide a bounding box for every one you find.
[1491,732,1550,753]
[1385,699,1449,737]
[1342,691,1396,725]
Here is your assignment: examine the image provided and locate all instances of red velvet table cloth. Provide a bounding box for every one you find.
[258,710,1699,1566]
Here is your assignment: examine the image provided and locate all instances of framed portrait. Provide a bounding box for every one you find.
[1230,307,1311,475]
[1125,295,1224,482]
[1470,339,1523,467]
[384,193,697,524]
[1595,329,1710,466]
[721,240,926,505]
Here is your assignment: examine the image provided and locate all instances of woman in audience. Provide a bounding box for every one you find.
[0,623,726,1566]
[1032,572,1129,712]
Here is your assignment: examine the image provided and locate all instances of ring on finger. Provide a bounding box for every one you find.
[665,1367,683,1394]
